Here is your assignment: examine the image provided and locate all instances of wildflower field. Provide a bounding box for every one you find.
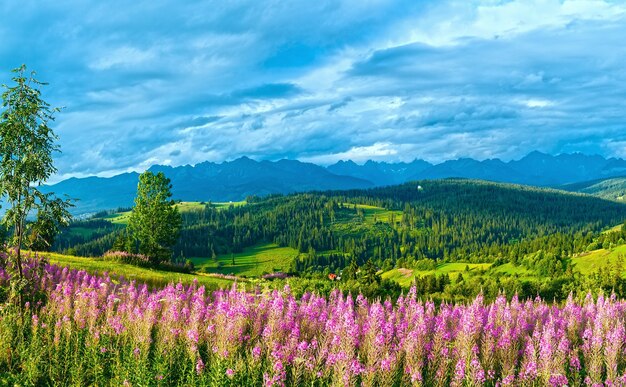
[2,254,626,386]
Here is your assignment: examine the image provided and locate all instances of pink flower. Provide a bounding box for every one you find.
[195,358,205,374]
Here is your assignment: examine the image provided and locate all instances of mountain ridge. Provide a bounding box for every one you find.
[44,151,626,215]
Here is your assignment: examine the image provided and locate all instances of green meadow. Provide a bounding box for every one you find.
[41,252,235,289]
[571,244,626,276]
[191,243,300,277]
[382,263,492,287]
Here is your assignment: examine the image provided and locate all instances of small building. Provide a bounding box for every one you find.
[328,273,337,281]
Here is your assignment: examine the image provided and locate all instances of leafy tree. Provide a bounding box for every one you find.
[127,171,181,264]
[28,197,72,251]
[0,65,72,300]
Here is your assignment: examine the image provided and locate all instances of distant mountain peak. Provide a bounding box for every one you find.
[45,151,626,215]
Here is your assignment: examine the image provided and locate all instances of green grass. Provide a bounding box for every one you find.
[492,263,534,276]
[175,201,207,212]
[571,245,626,276]
[99,210,132,225]
[383,244,626,288]
[191,243,300,277]
[381,268,419,287]
[41,252,235,289]
[96,201,247,226]
[603,224,624,234]
[382,263,492,287]
[175,201,246,212]
[331,204,402,241]
[340,203,402,225]
[212,201,247,210]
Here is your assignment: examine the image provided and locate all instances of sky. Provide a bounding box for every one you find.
[1,0,626,181]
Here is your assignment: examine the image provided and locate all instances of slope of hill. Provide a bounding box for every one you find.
[560,176,626,201]
[57,179,626,268]
[417,158,520,182]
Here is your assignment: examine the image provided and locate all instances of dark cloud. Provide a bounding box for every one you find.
[1,0,626,179]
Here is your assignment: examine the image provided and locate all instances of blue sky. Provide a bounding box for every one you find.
[1,0,626,180]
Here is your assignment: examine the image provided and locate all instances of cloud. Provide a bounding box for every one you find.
[89,46,157,70]
[1,0,626,179]
[523,99,553,108]
[301,142,399,165]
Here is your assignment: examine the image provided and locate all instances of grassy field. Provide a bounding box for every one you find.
[492,262,534,276]
[175,201,207,212]
[40,252,235,289]
[331,204,402,241]
[603,224,624,234]
[191,243,300,277]
[100,210,132,225]
[571,244,626,276]
[95,201,247,225]
[340,203,403,225]
[382,263,492,287]
[381,244,626,288]
[212,201,246,209]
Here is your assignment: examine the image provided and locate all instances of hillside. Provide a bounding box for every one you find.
[56,179,626,273]
[560,176,626,201]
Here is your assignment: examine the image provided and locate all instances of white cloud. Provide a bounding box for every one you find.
[523,99,553,108]
[394,0,626,47]
[301,142,399,165]
[89,46,157,70]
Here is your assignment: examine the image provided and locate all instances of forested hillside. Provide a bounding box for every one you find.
[55,180,626,278]
[561,176,626,201]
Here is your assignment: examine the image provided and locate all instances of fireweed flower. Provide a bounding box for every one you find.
[195,358,205,374]
[9,255,626,386]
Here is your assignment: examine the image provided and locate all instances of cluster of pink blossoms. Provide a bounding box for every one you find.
[2,255,626,386]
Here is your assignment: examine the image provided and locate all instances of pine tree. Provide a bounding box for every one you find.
[343,257,359,281]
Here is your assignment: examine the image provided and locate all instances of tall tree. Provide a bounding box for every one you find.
[0,65,72,288]
[361,259,380,285]
[127,171,181,264]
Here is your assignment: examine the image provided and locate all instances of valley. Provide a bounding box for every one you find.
[50,179,626,301]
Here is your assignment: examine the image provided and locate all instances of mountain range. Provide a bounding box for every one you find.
[43,151,626,215]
